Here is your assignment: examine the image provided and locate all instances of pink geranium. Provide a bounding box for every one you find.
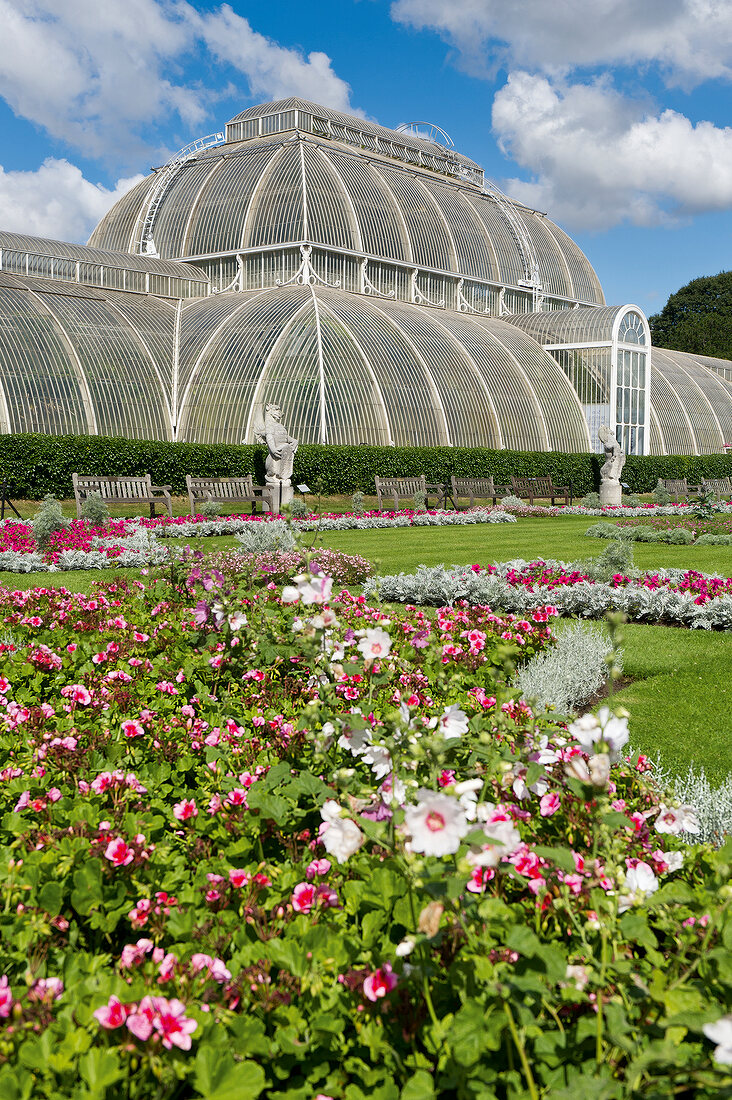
[173,799,198,821]
[0,975,13,1018]
[539,792,561,817]
[104,837,134,867]
[153,998,198,1050]
[121,719,144,738]
[126,995,158,1041]
[363,963,398,1002]
[94,995,128,1029]
[292,882,316,913]
[229,868,250,888]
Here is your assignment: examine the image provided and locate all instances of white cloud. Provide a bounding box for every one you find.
[391,0,732,87]
[0,159,144,242]
[0,0,354,161]
[492,72,732,230]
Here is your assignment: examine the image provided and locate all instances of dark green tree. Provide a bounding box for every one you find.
[649,270,732,359]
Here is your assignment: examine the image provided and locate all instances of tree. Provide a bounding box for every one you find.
[648,270,732,360]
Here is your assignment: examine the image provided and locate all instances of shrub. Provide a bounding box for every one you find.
[287,498,308,518]
[198,499,222,518]
[584,538,637,580]
[234,518,296,553]
[80,490,110,527]
[653,480,672,505]
[31,494,68,550]
[500,493,525,509]
[513,621,615,715]
[581,491,601,508]
[696,532,732,545]
[412,489,427,513]
[351,490,365,514]
[585,521,621,539]
[666,526,695,544]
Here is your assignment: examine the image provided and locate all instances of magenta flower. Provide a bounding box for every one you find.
[363,963,398,1002]
[229,868,250,888]
[539,792,561,817]
[126,996,158,1041]
[121,719,144,738]
[29,977,63,1002]
[104,837,134,867]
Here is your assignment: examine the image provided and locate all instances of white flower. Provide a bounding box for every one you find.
[454,778,483,821]
[379,773,407,806]
[361,742,392,780]
[357,627,392,661]
[295,573,333,606]
[395,937,416,957]
[565,755,591,783]
[227,610,247,630]
[281,585,299,604]
[438,704,469,740]
[404,790,469,857]
[618,860,659,913]
[337,714,372,756]
[663,850,684,873]
[703,1015,732,1064]
[655,804,700,835]
[320,801,364,863]
[467,816,521,867]
[565,964,590,991]
[588,753,611,788]
[568,706,629,761]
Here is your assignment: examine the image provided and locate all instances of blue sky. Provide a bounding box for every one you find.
[1,0,732,317]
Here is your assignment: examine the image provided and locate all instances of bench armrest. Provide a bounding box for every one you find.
[150,484,172,492]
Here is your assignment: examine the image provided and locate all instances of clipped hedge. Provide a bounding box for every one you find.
[1,432,731,499]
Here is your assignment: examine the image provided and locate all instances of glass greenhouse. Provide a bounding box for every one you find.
[1,97,732,455]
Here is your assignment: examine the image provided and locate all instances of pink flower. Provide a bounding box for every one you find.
[363,963,398,1002]
[229,868,250,888]
[306,858,331,881]
[539,792,561,817]
[158,953,177,982]
[94,995,128,1029]
[292,882,316,913]
[68,684,92,705]
[121,719,144,738]
[104,837,134,867]
[126,995,157,1041]
[30,977,63,1001]
[47,788,62,803]
[153,998,198,1050]
[0,975,13,1018]
[173,799,198,821]
[226,788,248,807]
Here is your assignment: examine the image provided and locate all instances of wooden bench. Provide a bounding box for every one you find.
[510,475,570,506]
[659,478,699,502]
[186,474,272,515]
[701,476,732,499]
[375,475,427,511]
[73,474,172,519]
[450,475,509,508]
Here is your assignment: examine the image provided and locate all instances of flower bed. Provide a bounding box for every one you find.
[588,516,732,545]
[0,565,730,1098]
[365,559,732,629]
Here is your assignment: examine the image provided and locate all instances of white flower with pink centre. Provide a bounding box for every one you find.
[655,804,700,835]
[404,790,469,857]
[437,704,469,740]
[356,627,391,661]
[568,706,629,761]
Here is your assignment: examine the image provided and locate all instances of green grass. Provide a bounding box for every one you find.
[1,511,731,782]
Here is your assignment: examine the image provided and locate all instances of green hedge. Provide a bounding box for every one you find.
[1,433,731,500]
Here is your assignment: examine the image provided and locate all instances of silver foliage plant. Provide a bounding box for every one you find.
[234,518,296,553]
[514,621,615,716]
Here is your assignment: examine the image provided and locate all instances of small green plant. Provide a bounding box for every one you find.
[80,490,109,527]
[413,489,427,512]
[693,488,723,520]
[198,499,222,518]
[288,498,308,518]
[584,537,637,581]
[622,492,641,507]
[653,480,671,505]
[31,494,68,550]
[351,490,365,514]
[581,490,601,508]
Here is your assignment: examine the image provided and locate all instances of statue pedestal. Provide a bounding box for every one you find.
[266,482,293,515]
[599,480,622,507]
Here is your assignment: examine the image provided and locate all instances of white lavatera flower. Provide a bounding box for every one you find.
[655,803,700,835]
[356,627,392,661]
[568,706,629,761]
[454,778,483,821]
[404,790,469,857]
[466,817,522,868]
[617,860,659,913]
[361,742,392,780]
[320,800,364,863]
[227,611,247,631]
[703,1015,732,1064]
[379,773,407,806]
[438,704,469,740]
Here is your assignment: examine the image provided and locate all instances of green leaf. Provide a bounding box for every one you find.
[505,925,542,957]
[401,1070,435,1100]
[193,1049,266,1100]
[79,1049,124,1093]
[533,846,576,873]
[38,881,63,917]
[245,786,289,824]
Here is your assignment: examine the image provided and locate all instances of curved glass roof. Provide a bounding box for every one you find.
[651,347,732,455]
[88,117,604,305]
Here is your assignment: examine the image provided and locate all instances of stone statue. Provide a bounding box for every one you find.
[598,424,625,506]
[253,403,298,513]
